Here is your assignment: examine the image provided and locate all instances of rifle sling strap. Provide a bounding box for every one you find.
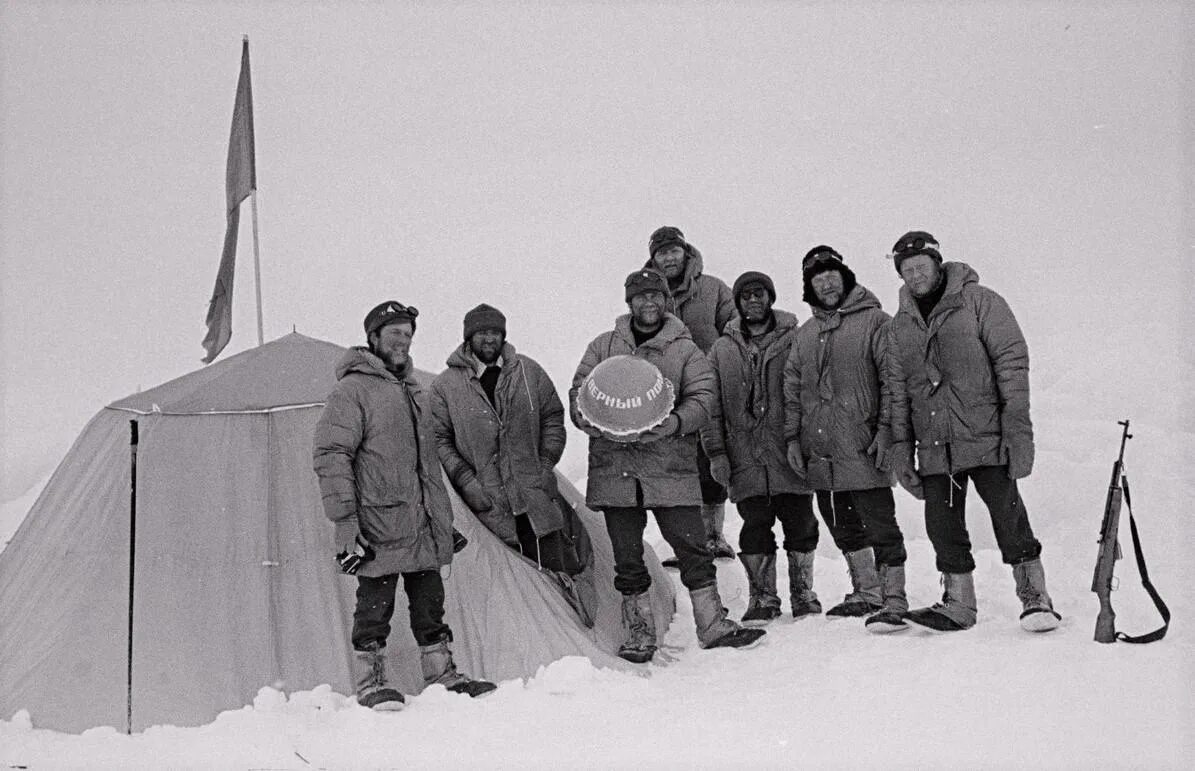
[1115,479,1170,644]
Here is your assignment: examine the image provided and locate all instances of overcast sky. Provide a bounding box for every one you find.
[2,2,1191,498]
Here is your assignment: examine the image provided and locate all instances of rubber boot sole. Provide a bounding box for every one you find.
[904,607,972,632]
[865,610,911,634]
[706,627,766,650]
[1020,608,1061,633]
[618,646,657,664]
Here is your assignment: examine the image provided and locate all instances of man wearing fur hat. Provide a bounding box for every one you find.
[646,226,738,560]
[313,301,495,710]
[700,271,821,625]
[885,231,1060,633]
[569,268,765,662]
[429,304,593,622]
[784,247,911,633]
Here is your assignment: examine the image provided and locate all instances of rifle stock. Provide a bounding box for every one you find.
[1092,420,1130,644]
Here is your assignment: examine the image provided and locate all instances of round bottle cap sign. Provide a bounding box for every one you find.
[578,355,675,439]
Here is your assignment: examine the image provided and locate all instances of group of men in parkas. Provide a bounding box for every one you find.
[312,226,1062,710]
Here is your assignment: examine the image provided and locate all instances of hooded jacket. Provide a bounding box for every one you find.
[784,284,895,492]
[429,341,567,544]
[643,245,736,354]
[886,262,1034,478]
[313,347,455,576]
[701,309,810,501]
[569,313,715,509]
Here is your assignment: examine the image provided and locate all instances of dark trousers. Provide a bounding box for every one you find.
[737,493,819,554]
[515,514,583,575]
[351,569,452,651]
[603,501,715,595]
[922,465,1042,574]
[814,488,907,567]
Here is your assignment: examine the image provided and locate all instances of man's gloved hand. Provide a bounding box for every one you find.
[639,414,680,443]
[573,408,604,439]
[461,481,493,513]
[867,432,892,471]
[786,441,806,480]
[709,454,732,487]
[889,443,924,500]
[336,534,376,575]
[1002,435,1034,480]
[452,528,469,553]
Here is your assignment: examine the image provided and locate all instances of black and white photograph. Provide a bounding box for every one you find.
[1,2,1191,767]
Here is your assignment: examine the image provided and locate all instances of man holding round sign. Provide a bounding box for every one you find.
[570,268,765,663]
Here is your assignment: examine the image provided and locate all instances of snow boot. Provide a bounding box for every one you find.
[905,572,977,632]
[739,553,782,626]
[865,564,910,634]
[786,549,823,618]
[420,639,497,697]
[691,584,766,649]
[1013,558,1061,633]
[617,591,658,663]
[352,644,405,711]
[826,547,884,617]
[704,503,736,559]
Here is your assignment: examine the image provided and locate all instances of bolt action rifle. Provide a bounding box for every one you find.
[1091,420,1170,644]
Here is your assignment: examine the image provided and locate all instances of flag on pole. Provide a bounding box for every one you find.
[202,38,257,364]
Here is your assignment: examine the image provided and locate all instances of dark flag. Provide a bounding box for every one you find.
[202,38,257,363]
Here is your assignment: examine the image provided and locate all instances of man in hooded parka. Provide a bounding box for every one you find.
[645,226,738,560]
[884,231,1060,634]
[570,268,765,663]
[313,301,495,711]
[700,270,820,626]
[429,304,593,622]
[784,246,911,634]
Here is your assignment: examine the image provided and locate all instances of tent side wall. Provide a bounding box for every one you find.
[0,411,135,732]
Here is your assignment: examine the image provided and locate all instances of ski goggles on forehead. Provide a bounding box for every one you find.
[801,251,839,271]
[891,235,939,257]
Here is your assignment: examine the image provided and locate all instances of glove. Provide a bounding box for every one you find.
[867,432,892,471]
[336,534,376,575]
[460,481,493,513]
[639,414,680,443]
[889,443,923,500]
[709,454,731,487]
[452,528,469,553]
[785,442,806,480]
[1002,436,1034,480]
[573,409,604,439]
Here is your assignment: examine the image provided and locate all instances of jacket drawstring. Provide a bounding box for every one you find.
[945,444,963,508]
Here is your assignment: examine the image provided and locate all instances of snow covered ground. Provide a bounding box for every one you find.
[2,408,1191,769]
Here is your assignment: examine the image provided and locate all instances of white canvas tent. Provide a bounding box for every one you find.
[0,333,675,732]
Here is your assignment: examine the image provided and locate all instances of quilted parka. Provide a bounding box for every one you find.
[569,313,715,509]
[429,341,567,544]
[886,262,1034,478]
[783,284,895,492]
[643,245,736,353]
[312,348,455,576]
[700,310,810,501]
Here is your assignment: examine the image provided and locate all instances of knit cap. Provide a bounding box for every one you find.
[648,226,687,257]
[462,303,507,340]
[732,270,777,313]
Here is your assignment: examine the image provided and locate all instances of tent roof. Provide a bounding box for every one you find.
[107,333,422,414]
